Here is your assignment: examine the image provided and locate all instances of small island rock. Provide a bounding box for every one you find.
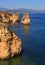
[21,13,30,25]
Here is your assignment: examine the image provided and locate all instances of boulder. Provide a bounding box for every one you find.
[21,13,30,25]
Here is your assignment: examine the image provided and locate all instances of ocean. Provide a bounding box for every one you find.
[0,12,45,65]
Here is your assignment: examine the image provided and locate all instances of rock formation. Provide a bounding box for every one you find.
[0,22,22,59]
[0,11,20,24]
[21,13,30,25]
[11,33,22,57]
[9,11,20,24]
[0,11,10,23]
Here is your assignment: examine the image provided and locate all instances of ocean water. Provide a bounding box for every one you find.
[0,13,45,65]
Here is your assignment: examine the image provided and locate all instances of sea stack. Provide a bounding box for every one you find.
[21,13,30,25]
[0,22,22,59]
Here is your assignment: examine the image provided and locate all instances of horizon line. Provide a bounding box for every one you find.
[0,7,45,11]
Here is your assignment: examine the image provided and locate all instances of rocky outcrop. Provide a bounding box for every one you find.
[0,22,22,59]
[0,11,30,25]
[0,22,11,59]
[11,33,22,57]
[21,13,30,25]
[0,11,10,23]
[9,12,20,24]
[0,11,20,24]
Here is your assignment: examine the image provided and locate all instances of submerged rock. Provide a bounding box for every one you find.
[0,22,22,59]
[21,13,30,25]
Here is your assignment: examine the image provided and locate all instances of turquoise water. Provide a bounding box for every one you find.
[0,13,45,65]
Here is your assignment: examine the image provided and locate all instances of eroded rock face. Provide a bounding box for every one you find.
[0,22,22,59]
[21,13,30,25]
[0,11,20,24]
[0,23,11,59]
[9,12,20,24]
[0,42,10,59]
[0,12,10,23]
[11,33,22,57]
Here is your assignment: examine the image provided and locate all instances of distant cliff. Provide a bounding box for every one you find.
[0,8,45,13]
[0,7,9,11]
[8,8,38,13]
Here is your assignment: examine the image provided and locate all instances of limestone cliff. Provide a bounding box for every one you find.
[0,11,20,24]
[0,22,22,59]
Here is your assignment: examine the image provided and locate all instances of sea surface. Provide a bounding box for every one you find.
[0,12,45,65]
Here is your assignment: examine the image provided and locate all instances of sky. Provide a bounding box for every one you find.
[0,0,45,10]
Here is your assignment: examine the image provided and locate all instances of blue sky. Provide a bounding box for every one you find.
[0,0,45,10]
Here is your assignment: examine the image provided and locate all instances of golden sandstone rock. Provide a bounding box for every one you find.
[11,33,22,57]
[21,13,30,25]
[0,42,10,59]
[0,22,22,59]
[0,11,10,23]
[0,11,20,24]
[9,12,20,24]
[0,11,30,25]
